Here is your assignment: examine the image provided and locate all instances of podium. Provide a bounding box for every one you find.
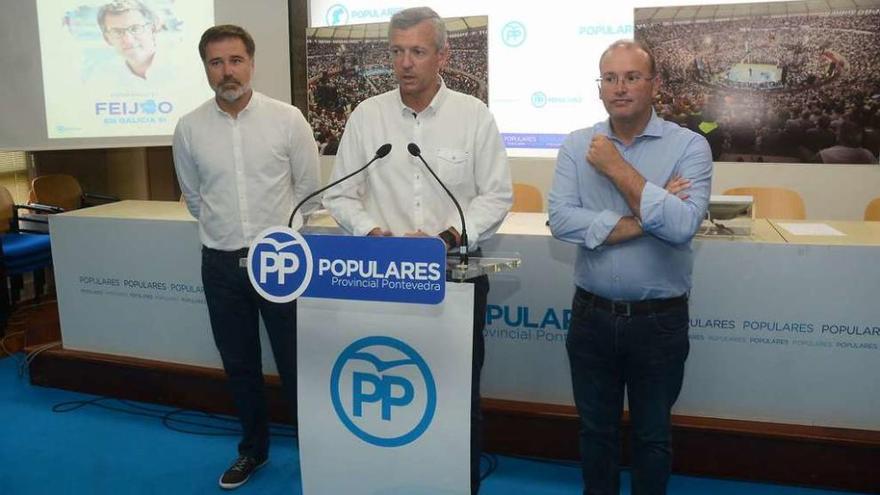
[269,232,518,494]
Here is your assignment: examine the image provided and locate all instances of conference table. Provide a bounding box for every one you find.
[768,218,880,245]
[48,202,880,434]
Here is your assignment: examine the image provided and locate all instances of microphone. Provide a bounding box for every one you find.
[407,143,469,266]
[287,143,392,228]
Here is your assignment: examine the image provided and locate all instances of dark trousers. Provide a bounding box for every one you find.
[566,288,690,495]
[469,274,489,495]
[201,247,299,460]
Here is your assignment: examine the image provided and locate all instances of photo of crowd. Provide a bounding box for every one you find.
[306,17,488,155]
[636,1,880,164]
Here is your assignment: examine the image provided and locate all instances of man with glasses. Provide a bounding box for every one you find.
[323,7,511,494]
[548,40,712,495]
[96,0,160,80]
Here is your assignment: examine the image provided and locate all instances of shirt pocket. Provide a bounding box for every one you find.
[434,148,471,186]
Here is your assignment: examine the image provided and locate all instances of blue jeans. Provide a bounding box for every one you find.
[201,247,299,460]
[566,288,690,495]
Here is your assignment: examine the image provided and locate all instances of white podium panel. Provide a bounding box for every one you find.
[297,284,474,495]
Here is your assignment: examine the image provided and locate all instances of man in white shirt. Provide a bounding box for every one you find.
[322,7,512,494]
[172,25,320,490]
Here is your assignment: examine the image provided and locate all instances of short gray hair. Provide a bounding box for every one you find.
[388,7,447,51]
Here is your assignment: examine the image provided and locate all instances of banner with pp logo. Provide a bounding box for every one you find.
[247,229,446,305]
[330,336,436,447]
[247,227,313,303]
[297,285,474,494]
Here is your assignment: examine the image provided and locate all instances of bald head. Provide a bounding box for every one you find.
[599,40,656,76]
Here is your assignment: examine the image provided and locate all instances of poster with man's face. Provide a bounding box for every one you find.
[37,0,215,139]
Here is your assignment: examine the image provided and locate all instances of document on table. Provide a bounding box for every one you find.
[777,222,845,236]
[499,212,549,235]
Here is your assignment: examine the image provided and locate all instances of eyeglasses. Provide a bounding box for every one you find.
[596,72,655,87]
[104,23,153,40]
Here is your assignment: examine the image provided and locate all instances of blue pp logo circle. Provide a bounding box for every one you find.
[247,227,313,303]
[326,4,349,26]
[501,21,526,47]
[531,91,547,108]
[330,336,436,447]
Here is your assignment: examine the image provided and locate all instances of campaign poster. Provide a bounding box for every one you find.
[37,0,215,138]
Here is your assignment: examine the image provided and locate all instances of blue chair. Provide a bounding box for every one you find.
[0,186,59,334]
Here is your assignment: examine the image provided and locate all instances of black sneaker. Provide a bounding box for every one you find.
[219,455,268,490]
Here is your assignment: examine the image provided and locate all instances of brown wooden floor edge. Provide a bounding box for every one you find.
[26,347,880,493]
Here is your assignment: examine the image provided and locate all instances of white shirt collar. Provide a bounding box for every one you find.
[211,90,260,117]
[395,78,448,117]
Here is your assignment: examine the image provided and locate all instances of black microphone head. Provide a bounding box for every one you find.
[407,143,421,157]
[375,143,392,158]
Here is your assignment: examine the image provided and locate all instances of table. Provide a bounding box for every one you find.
[49,202,880,431]
[769,219,880,246]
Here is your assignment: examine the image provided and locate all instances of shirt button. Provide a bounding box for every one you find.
[613,276,620,282]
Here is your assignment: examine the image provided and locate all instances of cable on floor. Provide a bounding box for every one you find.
[51,395,297,438]
[480,452,499,480]
[19,341,61,377]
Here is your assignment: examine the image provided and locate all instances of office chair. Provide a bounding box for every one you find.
[723,186,806,220]
[512,183,544,213]
[30,174,118,211]
[0,186,58,334]
[865,198,880,221]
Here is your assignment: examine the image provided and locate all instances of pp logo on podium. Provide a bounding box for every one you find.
[330,336,437,447]
[247,227,313,303]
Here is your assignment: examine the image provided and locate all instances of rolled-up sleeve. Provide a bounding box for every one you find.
[639,135,713,244]
[548,133,624,250]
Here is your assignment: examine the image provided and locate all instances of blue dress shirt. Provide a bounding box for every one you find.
[548,112,713,300]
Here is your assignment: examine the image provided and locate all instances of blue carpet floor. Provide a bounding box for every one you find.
[0,356,865,495]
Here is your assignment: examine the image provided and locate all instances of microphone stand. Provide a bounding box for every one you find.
[407,143,468,267]
[287,144,392,228]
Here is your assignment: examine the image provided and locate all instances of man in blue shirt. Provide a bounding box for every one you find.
[548,40,712,495]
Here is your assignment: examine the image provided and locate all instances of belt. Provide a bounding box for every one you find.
[202,246,249,255]
[576,287,687,317]
[202,246,251,267]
